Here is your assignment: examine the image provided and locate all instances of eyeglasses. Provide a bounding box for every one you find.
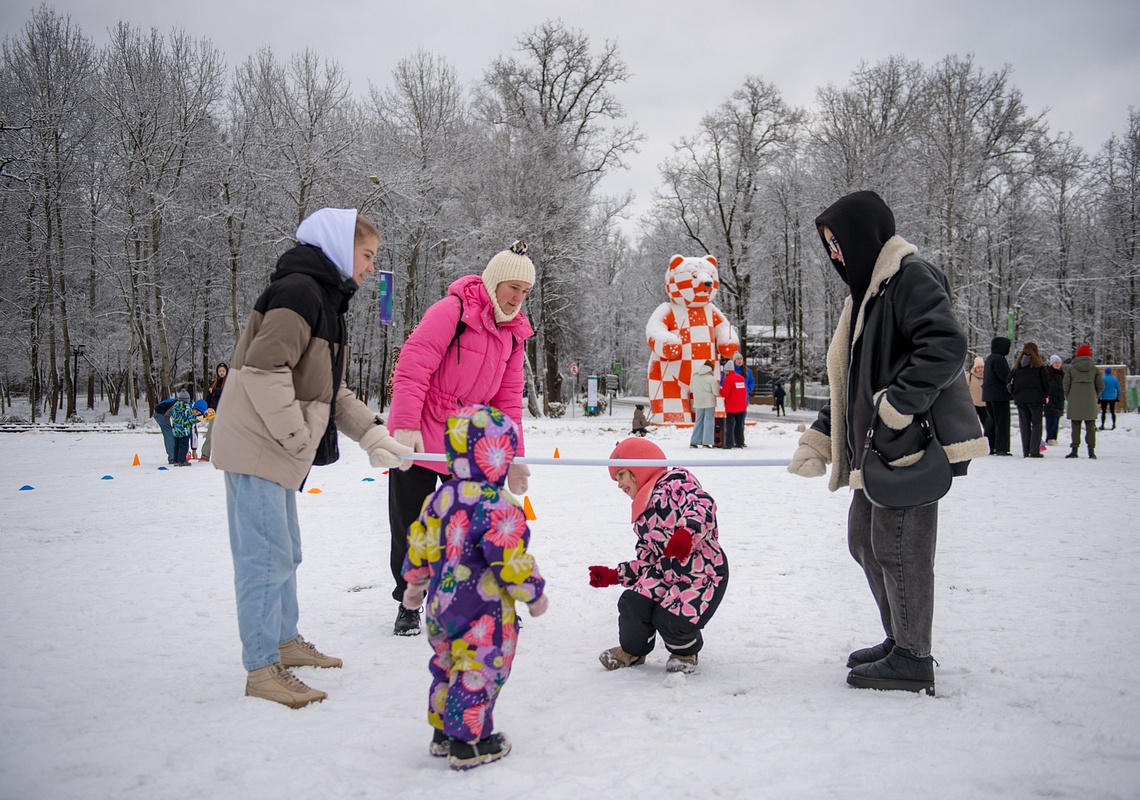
[826,236,841,256]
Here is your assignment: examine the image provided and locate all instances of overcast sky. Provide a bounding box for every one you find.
[4,0,1138,223]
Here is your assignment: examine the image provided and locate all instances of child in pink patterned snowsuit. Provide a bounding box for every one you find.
[402,404,547,771]
[588,436,729,674]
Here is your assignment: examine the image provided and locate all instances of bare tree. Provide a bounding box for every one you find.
[477,19,642,408]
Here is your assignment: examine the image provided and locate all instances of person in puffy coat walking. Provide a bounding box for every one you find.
[1099,367,1121,430]
[386,241,535,636]
[1063,344,1104,458]
[1009,342,1051,458]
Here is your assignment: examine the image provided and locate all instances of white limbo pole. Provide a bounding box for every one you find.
[401,453,790,468]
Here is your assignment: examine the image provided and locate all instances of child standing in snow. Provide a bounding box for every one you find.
[588,437,729,674]
[169,390,196,466]
[402,404,548,771]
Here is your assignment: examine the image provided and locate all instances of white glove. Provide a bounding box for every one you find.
[507,462,530,494]
[393,428,424,472]
[402,582,427,610]
[527,594,549,617]
[359,424,413,469]
[788,444,826,478]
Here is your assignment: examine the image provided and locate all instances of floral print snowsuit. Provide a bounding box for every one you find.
[402,405,545,744]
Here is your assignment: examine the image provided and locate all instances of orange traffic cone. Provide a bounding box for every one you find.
[523,495,537,520]
[132,454,140,466]
[553,448,561,458]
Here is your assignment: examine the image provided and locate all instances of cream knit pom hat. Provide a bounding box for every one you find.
[482,240,535,322]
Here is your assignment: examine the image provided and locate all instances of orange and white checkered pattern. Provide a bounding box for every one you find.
[646,255,739,423]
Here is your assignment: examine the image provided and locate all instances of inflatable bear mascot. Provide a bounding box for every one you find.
[646,254,739,423]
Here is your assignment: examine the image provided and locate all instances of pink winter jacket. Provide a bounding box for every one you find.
[387,274,533,475]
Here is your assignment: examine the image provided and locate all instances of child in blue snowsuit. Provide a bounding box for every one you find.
[402,404,548,771]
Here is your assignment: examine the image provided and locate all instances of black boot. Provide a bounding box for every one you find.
[846,637,895,668]
[449,732,511,771]
[1065,448,1079,459]
[1088,448,1097,460]
[847,646,936,695]
[393,605,422,636]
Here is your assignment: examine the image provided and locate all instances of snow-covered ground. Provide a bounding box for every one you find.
[3,404,1139,799]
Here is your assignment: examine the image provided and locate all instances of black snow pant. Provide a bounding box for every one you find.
[617,561,729,658]
[387,463,445,602]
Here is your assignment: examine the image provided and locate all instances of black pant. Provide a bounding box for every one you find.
[1016,403,1044,457]
[617,562,729,657]
[985,400,1011,454]
[1100,400,1117,428]
[722,412,746,448]
[387,464,445,602]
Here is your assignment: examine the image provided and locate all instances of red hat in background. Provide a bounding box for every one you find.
[1076,344,1092,358]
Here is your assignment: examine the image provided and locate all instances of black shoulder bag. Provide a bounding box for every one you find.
[312,319,346,467]
[861,395,952,509]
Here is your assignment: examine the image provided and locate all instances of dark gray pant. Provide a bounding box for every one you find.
[848,491,938,658]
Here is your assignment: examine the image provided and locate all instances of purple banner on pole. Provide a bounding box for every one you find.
[378,271,393,326]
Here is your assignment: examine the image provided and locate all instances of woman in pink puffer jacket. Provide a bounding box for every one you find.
[384,241,535,635]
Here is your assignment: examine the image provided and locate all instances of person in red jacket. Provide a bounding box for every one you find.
[719,363,748,448]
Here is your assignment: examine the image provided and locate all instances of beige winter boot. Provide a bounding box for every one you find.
[666,653,699,674]
[278,635,343,668]
[245,663,327,708]
[599,646,646,671]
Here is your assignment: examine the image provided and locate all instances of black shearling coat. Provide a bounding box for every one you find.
[799,233,988,493]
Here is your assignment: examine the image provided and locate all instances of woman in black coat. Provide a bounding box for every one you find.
[1009,342,1051,458]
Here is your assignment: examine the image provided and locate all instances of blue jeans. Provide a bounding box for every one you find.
[848,490,938,657]
[225,472,301,670]
[690,406,714,446]
[153,412,175,463]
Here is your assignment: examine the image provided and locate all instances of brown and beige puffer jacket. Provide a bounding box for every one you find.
[211,244,379,490]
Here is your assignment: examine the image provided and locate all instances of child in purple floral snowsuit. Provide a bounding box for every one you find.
[402,404,548,771]
[588,436,728,674]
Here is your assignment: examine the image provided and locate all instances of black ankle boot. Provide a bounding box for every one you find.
[1065,449,1079,459]
[847,646,936,695]
[846,638,894,668]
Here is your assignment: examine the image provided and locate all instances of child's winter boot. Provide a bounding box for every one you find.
[599,646,646,671]
[665,653,699,674]
[449,732,511,770]
[429,729,451,757]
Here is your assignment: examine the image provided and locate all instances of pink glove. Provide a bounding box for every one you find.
[588,566,619,588]
[393,429,424,472]
[663,528,693,560]
[527,594,549,617]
